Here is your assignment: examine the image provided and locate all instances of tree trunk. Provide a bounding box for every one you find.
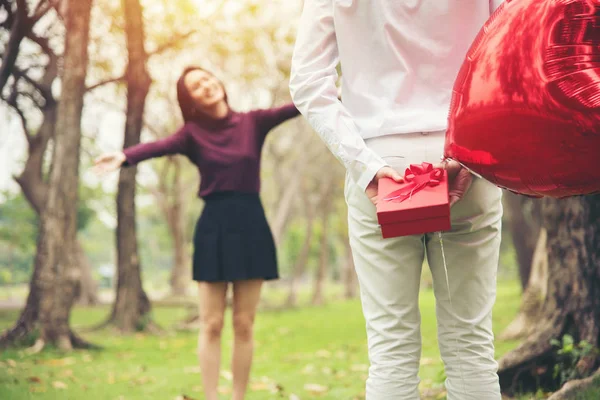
[271,177,302,247]
[169,224,189,297]
[75,241,99,306]
[10,31,99,307]
[311,182,333,306]
[168,159,190,297]
[504,192,542,290]
[342,238,357,299]
[0,0,94,350]
[285,187,315,308]
[106,0,153,332]
[267,129,314,246]
[498,195,600,396]
[500,228,548,340]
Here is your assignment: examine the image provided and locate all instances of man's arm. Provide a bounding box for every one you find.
[289,0,387,192]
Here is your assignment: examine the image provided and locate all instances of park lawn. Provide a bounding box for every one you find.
[0,280,588,400]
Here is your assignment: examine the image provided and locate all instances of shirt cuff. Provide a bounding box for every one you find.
[352,150,388,193]
[121,149,137,167]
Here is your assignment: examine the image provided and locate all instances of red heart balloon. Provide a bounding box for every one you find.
[444,0,600,198]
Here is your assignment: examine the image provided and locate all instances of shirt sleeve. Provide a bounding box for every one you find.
[122,124,191,166]
[289,0,387,192]
[253,103,300,136]
[490,0,504,13]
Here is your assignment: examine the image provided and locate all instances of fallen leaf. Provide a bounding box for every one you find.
[277,327,290,335]
[350,364,368,372]
[302,364,315,374]
[250,381,272,391]
[321,367,332,375]
[315,350,331,358]
[82,353,93,363]
[116,352,134,361]
[304,383,328,395]
[420,358,436,366]
[6,359,17,367]
[218,386,231,394]
[131,376,150,386]
[183,365,201,374]
[289,394,301,400]
[174,395,197,400]
[38,357,76,366]
[29,386,46,393]
[28,376,42,383]
[61,369,74,378]
[220,370,233,381]
[52,381,68,389]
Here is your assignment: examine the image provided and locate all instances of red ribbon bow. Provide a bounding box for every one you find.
[382,162,443,203]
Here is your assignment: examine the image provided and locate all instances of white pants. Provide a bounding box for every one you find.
[345,131,503,400]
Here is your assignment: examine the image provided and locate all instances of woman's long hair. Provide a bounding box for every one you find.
[176,66,229,123]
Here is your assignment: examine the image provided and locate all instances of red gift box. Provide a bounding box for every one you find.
[376,163,451,238]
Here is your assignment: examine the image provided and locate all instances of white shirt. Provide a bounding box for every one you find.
[289,0,504,191]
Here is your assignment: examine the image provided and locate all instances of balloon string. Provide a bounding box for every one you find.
[437,231,466,395]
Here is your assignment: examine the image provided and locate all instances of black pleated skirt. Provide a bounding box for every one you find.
[192,191,279,282]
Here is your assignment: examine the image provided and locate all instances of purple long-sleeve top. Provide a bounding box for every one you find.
[123,103,300,198]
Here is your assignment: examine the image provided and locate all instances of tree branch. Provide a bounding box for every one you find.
[12,66,48,97]
[45,0,64,20]
[26,30,56,60]
[0,0,15,29]
[86,75,126,92]
[148,31,197,58]
[31,0,52,23]
[2,91,32,142]
[19,87,44,109]
[0,0,31,93]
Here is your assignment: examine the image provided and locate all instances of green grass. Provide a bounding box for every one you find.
[0,280,592,400]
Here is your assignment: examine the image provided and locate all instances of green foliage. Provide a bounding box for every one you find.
[0,192,38,283]
[551,334,598,388]
[0,191,38,249]
[0,186,100,283]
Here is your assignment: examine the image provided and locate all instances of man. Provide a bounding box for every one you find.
[290,1,504,399]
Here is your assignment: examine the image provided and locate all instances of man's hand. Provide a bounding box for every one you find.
[435,159,473,207]
[365,166,404,205]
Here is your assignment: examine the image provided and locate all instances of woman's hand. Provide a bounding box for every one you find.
[93,151,126,176]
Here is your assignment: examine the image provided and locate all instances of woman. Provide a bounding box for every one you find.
[94,66,299,400]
